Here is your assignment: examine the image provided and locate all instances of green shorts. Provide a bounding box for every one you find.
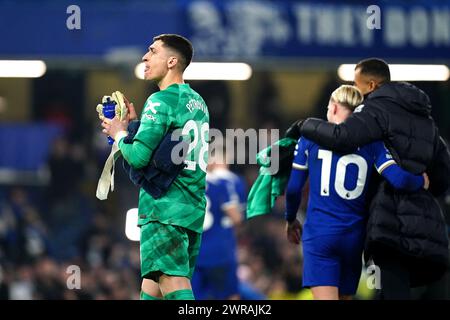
[140,221,202,282]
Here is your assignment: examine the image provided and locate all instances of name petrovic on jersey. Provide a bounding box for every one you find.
[186,99,208,114]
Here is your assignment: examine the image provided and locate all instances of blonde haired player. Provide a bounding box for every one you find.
[285,85,429,300]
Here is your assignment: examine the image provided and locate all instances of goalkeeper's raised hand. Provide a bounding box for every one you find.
[101,116,129,143]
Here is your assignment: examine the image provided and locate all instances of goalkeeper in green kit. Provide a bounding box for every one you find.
[101,34,209,300]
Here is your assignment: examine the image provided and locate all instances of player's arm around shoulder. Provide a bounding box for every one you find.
[301,103,384,153]
[370,141,425,192]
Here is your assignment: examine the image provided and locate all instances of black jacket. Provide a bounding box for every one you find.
[301,82,450,286]
[122,120,188,199]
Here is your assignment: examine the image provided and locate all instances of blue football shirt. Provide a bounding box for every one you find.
[196,168,247,267]
[292,137,396,240]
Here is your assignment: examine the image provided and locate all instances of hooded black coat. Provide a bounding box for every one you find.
[300,82,450,286]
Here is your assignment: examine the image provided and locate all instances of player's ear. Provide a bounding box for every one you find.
[332,103,338,115]
[368,79,378,92]
[167,56,178,69]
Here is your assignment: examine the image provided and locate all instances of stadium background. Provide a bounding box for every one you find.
[0,0,449,299]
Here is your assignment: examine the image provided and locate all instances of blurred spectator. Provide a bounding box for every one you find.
[46,136,85,203]
[251,72,283,128]
[33,258,65,300]
[192,81,231,132]
[9,265,34,300]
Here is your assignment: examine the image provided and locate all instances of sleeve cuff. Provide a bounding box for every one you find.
[376,159,396,174]
[114,130,128,143]
[292,163,308,170]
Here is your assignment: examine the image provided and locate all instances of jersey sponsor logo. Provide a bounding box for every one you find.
[144,101,160,114]
[142,114,156,122]
[354,104,364,113]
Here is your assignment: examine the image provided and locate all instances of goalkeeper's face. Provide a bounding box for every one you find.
[142,40,172,81]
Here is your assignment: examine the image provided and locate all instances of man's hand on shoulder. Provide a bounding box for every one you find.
[284,119,305,140]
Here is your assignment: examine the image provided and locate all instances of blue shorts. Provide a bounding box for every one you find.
[192,261,239,300]
[302,229,365,295]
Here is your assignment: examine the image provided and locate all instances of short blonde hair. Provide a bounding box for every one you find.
[330,85,363,112]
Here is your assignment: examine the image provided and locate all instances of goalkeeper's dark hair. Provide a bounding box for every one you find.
[154,34,193,71]
[355,58,391,84]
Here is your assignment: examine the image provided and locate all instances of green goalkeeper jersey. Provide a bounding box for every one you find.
[118,83,209,234]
